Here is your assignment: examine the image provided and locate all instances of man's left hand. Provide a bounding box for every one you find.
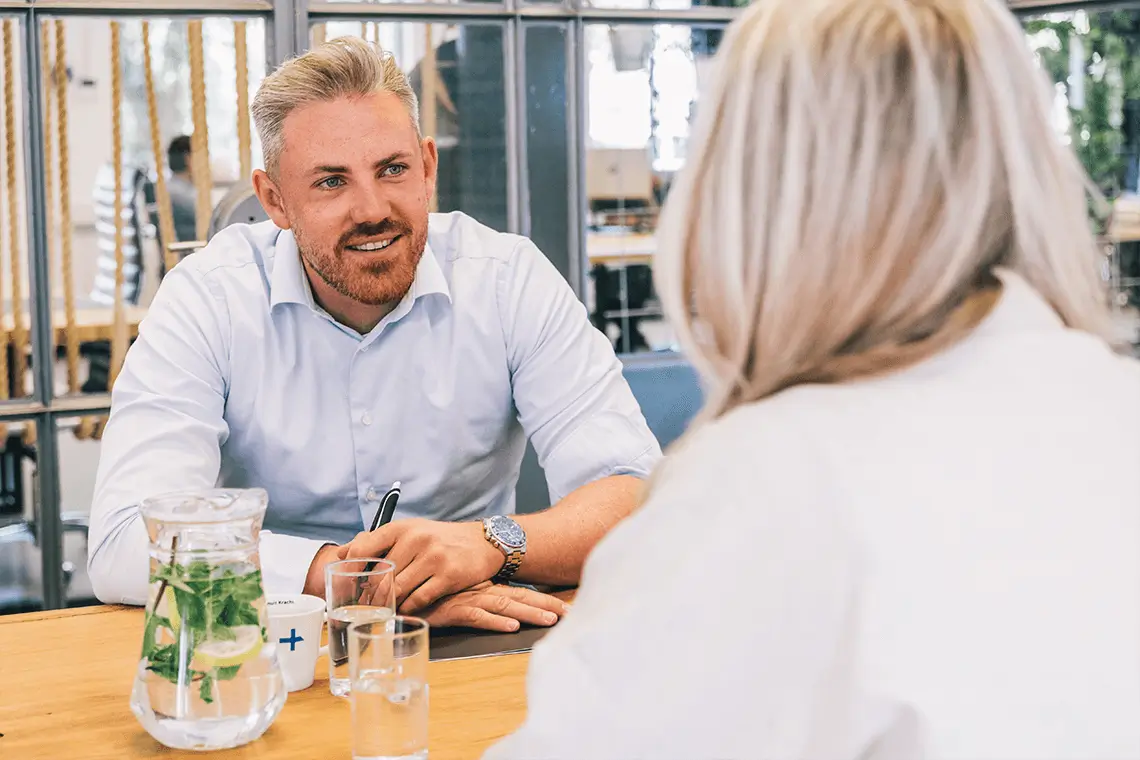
[338,518,506,613]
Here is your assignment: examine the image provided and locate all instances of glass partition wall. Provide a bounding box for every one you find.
[0,0,279,614]
[0,0,1134,613]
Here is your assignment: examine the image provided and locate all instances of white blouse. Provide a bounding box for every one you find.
[485,272,1140,760]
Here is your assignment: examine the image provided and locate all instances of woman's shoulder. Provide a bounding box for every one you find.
[647,387,849,531]
[664,385,838,472]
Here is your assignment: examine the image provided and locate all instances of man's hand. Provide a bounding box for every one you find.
[418,582,568,632]
[302,542,342,598]
[338,519,504,613]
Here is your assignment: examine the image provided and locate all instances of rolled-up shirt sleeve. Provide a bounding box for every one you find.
[88,263,328,604]
[498,241,662,502]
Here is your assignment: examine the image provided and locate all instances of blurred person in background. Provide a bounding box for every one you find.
[487,0,1140,757]
[164,135,197,244]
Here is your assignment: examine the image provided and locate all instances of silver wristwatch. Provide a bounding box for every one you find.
[482,515,527,583]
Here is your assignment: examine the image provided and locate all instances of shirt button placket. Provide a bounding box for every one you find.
[351,347,375,515]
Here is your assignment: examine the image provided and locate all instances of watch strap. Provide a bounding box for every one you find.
[493,547,525,583]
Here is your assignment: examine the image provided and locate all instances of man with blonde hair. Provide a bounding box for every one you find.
[88,37,660,632]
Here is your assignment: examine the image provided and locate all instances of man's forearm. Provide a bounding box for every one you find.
[511,474,644,586]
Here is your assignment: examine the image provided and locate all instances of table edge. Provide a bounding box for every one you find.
[0,604,132,625]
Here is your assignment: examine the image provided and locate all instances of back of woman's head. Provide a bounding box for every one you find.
[655,0,1114,422]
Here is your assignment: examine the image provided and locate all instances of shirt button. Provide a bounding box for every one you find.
[366,487,378,501]
[361,412,372,426]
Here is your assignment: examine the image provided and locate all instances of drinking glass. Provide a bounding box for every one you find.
[325,558,397,697]
[349,616,430,760]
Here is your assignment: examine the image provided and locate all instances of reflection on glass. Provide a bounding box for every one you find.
[38,17,267,398]
[0,416,107,614]
[311,22,509,231]
[583,0,743,11]
[0,420,52,614]
[1025,10,1140,344]
[310,0,499,5]
[1,15,35,401]
[584,23,721,355]
[524,24,573,284]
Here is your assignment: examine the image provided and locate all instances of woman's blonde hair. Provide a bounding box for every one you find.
[654,0,1115,425]
[252,36,420,177]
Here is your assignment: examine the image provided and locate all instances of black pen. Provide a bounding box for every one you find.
[362,481,401,574]
[368,481,401,532]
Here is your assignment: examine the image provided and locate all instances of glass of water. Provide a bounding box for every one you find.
[325,558,396,697]
[349,616,430,760]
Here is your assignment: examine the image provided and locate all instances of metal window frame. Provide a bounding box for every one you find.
[0,0,1127,611]
[0,1,281,612]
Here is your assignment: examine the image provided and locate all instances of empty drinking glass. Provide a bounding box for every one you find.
[349,616,430,760]
[325,558,397,697]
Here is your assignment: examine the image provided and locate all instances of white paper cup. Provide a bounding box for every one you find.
[267,593,328,692]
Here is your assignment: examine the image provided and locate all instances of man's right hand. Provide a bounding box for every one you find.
[416,582,569,633]
[302,542,342,598]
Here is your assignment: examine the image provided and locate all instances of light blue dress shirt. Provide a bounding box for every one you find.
[89,212,661,603]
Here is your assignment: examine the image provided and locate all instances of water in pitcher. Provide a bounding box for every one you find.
[329,605,395,697]
[130,489,286,751]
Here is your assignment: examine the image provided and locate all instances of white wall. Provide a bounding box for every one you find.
[62,19,113,229]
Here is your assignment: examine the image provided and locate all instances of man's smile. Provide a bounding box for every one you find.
[346,235,400,253]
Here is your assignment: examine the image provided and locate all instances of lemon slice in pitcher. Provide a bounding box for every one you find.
[194,626,264,669]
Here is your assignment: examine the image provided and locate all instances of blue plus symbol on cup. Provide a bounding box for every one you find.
[279,628,303,651]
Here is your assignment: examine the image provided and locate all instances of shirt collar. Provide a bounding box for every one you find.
[408,239,452,304]
[269,228,451,313]
[269,230,314,310]
[978,267,1066,337]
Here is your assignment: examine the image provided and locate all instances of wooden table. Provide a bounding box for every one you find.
[1,307,148,345]
[0,605,532,759]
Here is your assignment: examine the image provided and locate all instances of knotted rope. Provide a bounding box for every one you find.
[187,21,211,242]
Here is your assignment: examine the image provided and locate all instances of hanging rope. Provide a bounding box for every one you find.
[187,20,212,242]
[142,21,177,275]
[3,20,28,405]
[234,21,251,180]
[54,21,91,440]
[93,21,127,442]
[109,21,127,387]
[40,24,57,373]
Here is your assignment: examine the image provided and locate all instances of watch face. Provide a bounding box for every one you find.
[490,515,525,547]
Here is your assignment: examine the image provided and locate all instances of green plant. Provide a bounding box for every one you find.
[1026,12,1140,203]
[141,559,266,704]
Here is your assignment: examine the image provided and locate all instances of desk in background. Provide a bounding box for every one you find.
[0,306,148,346]
[586,231,656,267]
[586,232,663,353]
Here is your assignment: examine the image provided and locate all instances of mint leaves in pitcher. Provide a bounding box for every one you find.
[141,559,268,704]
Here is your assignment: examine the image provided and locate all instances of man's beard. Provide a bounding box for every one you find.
[295,219,427,306]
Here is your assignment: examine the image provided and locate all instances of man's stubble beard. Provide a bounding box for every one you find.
[296,224,428,307]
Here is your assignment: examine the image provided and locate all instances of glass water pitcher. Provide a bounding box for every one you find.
[130,488,286,751]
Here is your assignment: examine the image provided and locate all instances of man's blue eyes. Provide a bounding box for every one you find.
[318,165,406,189]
